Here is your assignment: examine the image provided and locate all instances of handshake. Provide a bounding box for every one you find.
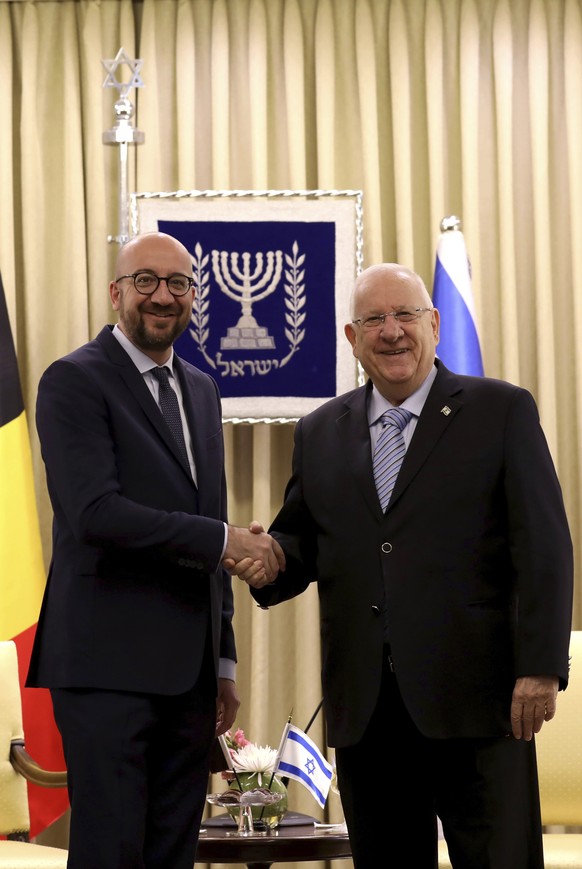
[222,520,284,587]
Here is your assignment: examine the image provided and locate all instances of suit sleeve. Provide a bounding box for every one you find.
[251,418,317,608]
[504,388,573,687]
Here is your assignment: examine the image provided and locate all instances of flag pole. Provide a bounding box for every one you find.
[272,710,293,779]
[101,48,144,246]
[259,710,292,821]
[303,699,323,735]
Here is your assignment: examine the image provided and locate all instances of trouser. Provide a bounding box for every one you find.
[52,682,216,869]
[335,646,543,869]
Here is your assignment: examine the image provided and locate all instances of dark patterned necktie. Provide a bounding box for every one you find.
[373,407,412,511]
[151,366,190,470]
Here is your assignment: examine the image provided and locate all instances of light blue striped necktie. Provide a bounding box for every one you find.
[373,407,412,511]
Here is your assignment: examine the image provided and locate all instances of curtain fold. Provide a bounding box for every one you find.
[2,0,581,858]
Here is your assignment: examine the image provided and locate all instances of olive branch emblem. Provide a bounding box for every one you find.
[279,241,306,367]
[190,243,216,369]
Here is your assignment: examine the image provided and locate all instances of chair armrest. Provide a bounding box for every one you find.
[10,739,67,788]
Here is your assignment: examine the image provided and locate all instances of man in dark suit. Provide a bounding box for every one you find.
[227,263,573,868]
[28,231,284,869]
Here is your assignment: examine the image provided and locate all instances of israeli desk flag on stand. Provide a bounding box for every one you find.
[274,721,333,809]
[432,215,484,375]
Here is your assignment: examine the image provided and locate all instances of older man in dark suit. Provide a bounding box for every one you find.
[28,232,284,869]
[228,263,573,868]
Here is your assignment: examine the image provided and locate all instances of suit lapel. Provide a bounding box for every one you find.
[334,375,464,520]
[337,385,387,519]
[97,327,196,484]
[174,356,217,505]
[388,363,463,509]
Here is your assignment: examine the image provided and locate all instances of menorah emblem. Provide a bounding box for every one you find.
[212,250,283,350]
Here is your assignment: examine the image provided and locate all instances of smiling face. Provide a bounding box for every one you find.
[344,263,440,404]
[109,232,194,364]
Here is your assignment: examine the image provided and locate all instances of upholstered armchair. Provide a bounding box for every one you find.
[0,640,68,867]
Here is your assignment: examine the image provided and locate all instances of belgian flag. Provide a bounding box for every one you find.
[0,273,69,835]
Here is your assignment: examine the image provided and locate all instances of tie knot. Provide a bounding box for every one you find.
[152,366,171,386]
[380,407,412,432]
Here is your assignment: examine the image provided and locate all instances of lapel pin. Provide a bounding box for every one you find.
[441,405,452,416]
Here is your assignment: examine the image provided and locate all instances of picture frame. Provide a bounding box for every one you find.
[130,189,364,423]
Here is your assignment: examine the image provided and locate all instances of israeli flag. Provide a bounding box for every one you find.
[432,221,484,376]
[276,724,333,808]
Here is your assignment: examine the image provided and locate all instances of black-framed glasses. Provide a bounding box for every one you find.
[116,271,194,297]
[352,307,433,331]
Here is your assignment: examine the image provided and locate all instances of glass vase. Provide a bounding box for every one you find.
[225,771,288,830]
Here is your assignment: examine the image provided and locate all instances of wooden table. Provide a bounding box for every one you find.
[196,812,352,869]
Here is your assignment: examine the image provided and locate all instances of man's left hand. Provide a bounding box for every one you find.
[510,675,559,740]
[216,677,240,735]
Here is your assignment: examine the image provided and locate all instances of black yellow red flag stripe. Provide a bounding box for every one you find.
[0,273,69,836]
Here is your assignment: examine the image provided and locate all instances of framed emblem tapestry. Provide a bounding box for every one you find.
[130,189,364,422]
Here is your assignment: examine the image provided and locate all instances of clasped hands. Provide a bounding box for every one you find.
[223,521,283,587]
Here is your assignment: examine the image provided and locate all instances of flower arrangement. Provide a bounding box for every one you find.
[219,727,288,829]
[221,727,278,787]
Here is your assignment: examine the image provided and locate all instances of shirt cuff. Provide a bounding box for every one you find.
[219,657,236,682]
[219,522,228,563]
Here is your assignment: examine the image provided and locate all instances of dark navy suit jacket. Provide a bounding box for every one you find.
[252,360,573,747]
[28,325,235,694]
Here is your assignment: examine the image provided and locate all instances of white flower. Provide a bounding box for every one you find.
[232,743,277,775]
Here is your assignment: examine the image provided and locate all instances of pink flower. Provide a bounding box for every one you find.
[233,728,250,748]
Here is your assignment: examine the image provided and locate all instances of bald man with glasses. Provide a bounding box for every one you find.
[28,232,284,869]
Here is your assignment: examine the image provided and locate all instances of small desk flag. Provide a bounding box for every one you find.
[432,216,484,376]
[275,723,333,809]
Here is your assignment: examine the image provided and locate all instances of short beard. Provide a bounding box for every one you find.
[131,317,186,351]
[118,296,190,353]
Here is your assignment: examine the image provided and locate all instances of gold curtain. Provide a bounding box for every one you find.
[2,0,581,860]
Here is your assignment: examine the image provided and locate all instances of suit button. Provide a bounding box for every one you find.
[371,606,381,615]
[381,542,393,553]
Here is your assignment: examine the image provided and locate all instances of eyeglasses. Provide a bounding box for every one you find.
[351,308,433,330]
[116,271,194,297]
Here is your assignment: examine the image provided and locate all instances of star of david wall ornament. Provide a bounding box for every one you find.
[102,48,145,245]
[130,189,364,423]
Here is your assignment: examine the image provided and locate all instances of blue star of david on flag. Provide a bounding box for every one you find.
[275,723,333,808]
